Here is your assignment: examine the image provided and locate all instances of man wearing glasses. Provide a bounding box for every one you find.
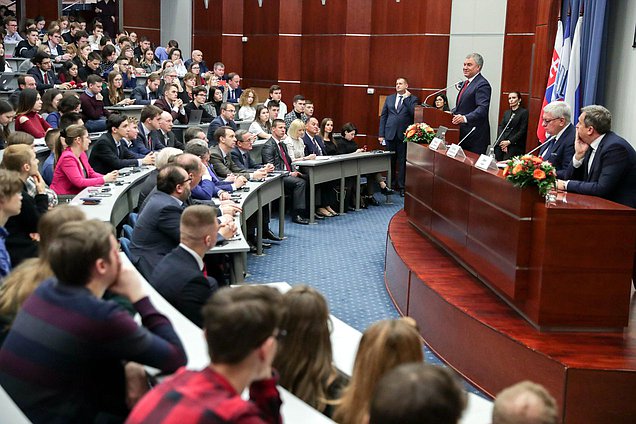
[184,86,214,123]
[538,101,575,179]
[46,30,71,63]
[3,17,23,43]
[158,67,182,97]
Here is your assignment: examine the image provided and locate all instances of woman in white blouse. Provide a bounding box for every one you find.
[237,89,258,121]
[285,119,315,162]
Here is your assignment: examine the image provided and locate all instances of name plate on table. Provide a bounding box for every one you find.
[446,144,466,160]
[428,137,446,151]
[475,154,499,172]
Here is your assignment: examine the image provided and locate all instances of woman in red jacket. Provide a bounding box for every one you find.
[14,89,50,139]
[50,124,118,195]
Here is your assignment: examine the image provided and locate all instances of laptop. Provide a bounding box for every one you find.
[188,109,203,125]
[0,73,17,91]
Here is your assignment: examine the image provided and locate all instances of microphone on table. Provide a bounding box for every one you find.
[487,113,515,158]
[457,127,476,147]
[422,80,463,107]
[525,138,550,156]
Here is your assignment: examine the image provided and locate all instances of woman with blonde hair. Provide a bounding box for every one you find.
[273,285,346,418]
[333,317,423,424]
[285,119,314,162]
[0,205,85,345]
[237,89,258,121]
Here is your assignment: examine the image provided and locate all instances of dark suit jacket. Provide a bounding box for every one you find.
[209,146,250,179]
[564,131,636,208]
[153,98,188,124]
[184,102,213,123]
[231,147,259,170]
[150,246,218,327]
[261,137,293,171]
[26,67,60,92]
[131,122,166,155]
[226,87,242,103]
[4,184,48,267]
[88,133,139,174]
[207,116,238,144]
[540,124,575,179]
[151,129,184,150]
[379,92,419,142]
[130,85,159,106]
[130,191,183,278]
[452,73,492,154]
[303,133,327,156]
[495,107,529,160]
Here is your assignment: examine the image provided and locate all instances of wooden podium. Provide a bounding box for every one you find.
[403,143,636,330]
[415,106,459,144]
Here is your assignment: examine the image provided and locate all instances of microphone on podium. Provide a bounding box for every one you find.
[422,80,463,107]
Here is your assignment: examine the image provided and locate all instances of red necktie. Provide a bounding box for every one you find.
[146,133,152,149]
[457,80,469,103]
[44,72,49,84]
[202,263,208,277]
[278,143,292,172]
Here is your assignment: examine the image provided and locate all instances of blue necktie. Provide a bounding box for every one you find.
[541,136,556,159]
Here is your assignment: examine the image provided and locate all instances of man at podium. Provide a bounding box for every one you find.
[451,53,492,154]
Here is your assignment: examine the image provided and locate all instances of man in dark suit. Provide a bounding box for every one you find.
[379,77,419,195]
[9,75,37,108]
[150,205,220,327]
[261,119,309,225]
[451,53,492,155]
[153,83,187,124]
[130,165,192,278]
[209,126,268,181]
[303,117,327,156]
[207,103,238,145]
[26,52,71,93]
[130,73,161,106]
[151,111,185,150]
[538,101,575,179]
[225,73,243,104]
[89,114,156,174]
[557,105,636,209]
[130,105,166,156]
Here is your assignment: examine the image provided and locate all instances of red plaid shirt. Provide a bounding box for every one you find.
[126,367,282,424]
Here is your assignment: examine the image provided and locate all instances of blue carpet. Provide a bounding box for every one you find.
[245,194,487,398]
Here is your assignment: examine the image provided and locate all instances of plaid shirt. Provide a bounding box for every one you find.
[283,111,308,130]
[126,367,282,424]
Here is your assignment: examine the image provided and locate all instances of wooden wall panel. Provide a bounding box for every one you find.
[243,0,279,34]
[123,0,160,47]
[277,36,302,82]
[501,36,534,94]
[506,0,539,32]
[342,36,370,85]
[345,0,373,34]
[301,36,345,84]
[22,0,59,22]
[301,0,347,34]
[371,0,438,34]
[242,35,279,84]
[278,0,303,34]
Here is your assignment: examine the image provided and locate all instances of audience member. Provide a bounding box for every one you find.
[274,285,347,418]
[150,204,221,327]
[78,51,102,81]
[237,88,258,121]
[262,119,309,224]
[0,100,16,148]
[79,74,110,132]
[492,381,558,424]
[285,119,314,162]
[57,60,84,88]
[8,75,37,109]
[14,27,39,58]
[0,170,23,278]
[139,48,160,73]
[225,72,243,104]
[333,317,423,424]
[154,83,187,124]
[304,117,338,217]
[41,129,60,184]
[185,86,214,124]
[369,363,466,424]
[184,139,235,201]
[0,219,187,422]
[178,71,198,104]
[103,71,135,106]
[95,0,119,37]
[168,47,187,76]
[131,104,166,155]
[0,144,48,267]
[40,88,62,124]
[248,104,271,139]
[130,164,193,277]
[206,83,224,115]
[264,84,287,119]
[183,49,209,76]
[538,101,575,178]
[210,126,268,181]
[557,105,636,208]
[136,147,182,208]
[131,72,160,105]
[152,111,184,150]
[50,124,118,195]
[210,61,227,82]
[0,205,85,345]
[46,29,70,63]
[155,39,178,63]
[284,94,308,129]
[3,16,23,42]
[207,102,238,143]
[133,35,151,61]
[158,66,182,98]
[126,285,283,424]
[14,88,51,138]
[90,114,155,174]
[27,51,70,92]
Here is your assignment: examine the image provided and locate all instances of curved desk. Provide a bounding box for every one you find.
[294,151,394,224]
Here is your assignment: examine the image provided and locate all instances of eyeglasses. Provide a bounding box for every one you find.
[542,117,561,124]
[179,177,193,185]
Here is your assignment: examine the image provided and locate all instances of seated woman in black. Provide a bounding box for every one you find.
[495,91,529,161]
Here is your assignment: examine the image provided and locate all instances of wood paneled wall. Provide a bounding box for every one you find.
[21,0,59,23]
[123,0,160,47]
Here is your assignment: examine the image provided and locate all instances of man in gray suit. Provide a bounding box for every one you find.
[379,77,419,196]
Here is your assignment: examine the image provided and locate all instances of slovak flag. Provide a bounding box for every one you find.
[537,20,563,142]
[565,15,582,125]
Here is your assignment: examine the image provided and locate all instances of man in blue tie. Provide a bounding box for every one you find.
[539,101,575,179]
[226,73,242,104]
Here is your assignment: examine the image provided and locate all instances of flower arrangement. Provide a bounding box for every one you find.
[403,123,436,144]
[502,155,557,198]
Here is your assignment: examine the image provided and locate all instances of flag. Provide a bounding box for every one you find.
[537,20,563,142]
[565,15,582,124]
[553,15,571,101]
